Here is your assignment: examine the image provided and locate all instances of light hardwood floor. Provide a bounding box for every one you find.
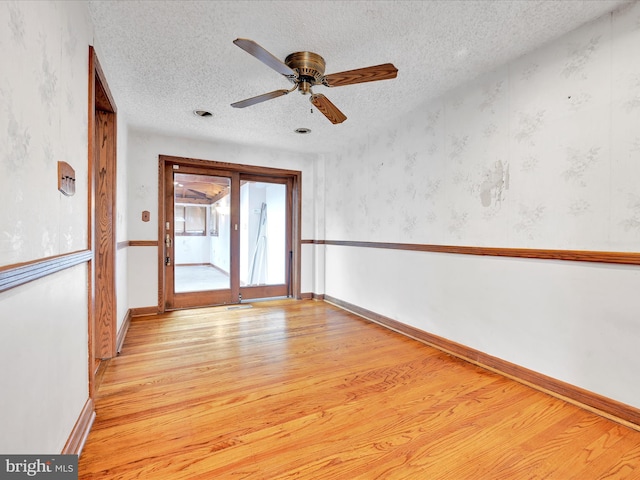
[78,299,640,479]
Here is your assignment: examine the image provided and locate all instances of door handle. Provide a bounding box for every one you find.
[165,235,172,267]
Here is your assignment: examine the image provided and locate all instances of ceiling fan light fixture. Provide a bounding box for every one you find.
[230,38,397,125]
[295,127,311,134]
[193,109,213,118]
[298,80,312,95]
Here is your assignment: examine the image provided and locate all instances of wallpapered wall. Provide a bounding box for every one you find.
[324,3,640,251]
[116,116,129,331]
[322,3,640,409]
[0,1,91,265]
[0,1,94,453]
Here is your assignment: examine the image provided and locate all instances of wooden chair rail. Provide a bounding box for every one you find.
[302,240,640,266]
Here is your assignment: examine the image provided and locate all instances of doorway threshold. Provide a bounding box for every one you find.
[226,304,253,310]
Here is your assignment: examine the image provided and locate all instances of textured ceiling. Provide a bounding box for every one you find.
[87,0,630,154]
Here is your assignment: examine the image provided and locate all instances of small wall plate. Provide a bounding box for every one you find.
[58,161,75,196]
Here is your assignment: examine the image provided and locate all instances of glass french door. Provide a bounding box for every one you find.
[163,163,292,310]
[238,176,290,301]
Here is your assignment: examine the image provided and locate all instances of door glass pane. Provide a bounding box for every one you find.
[174,173,231,293]
[240,180,286,286]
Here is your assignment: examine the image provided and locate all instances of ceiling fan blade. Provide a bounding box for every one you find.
[233,38,297,78]
[310,94,347,124]
[231,89,291,108]
[323,63,398,87]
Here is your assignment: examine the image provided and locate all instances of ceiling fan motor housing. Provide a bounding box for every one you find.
[285,51,326,94]
[231,38,398,124]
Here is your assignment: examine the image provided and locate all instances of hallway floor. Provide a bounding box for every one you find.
[78,300,640,479]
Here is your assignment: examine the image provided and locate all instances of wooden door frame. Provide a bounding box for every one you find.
[88,46,117,398]
[158,155,302,312]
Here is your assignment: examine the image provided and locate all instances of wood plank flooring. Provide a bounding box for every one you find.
[78,299,640,479]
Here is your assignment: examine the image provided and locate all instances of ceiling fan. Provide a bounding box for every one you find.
[230,38,398,124]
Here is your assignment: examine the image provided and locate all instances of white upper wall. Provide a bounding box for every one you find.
[126,130,317,240]
[0,1,92,264]
[323,3,640,251]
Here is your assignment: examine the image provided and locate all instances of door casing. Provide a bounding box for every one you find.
[158,155,301,312]
[88,46,118,398]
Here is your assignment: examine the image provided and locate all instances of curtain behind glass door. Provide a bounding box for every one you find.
[239,180,286,287]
